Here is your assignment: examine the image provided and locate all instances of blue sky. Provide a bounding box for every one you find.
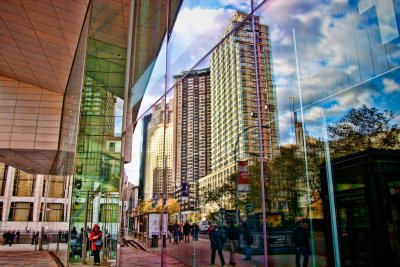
[125,0,400,184]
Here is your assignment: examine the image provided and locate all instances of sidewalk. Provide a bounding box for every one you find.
[0,237,327,266]
[0,243,60,267]
[128,234,328,267]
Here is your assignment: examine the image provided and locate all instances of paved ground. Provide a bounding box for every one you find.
[128,234,328,267]
[0,244,59,267]
[0,236,328,266]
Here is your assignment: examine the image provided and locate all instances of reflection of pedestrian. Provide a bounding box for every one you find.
[227,220,239,265]
[242,222,253,260]
[209,225,225,266]
[292,221,310,267]
[183,221,191,243]
[173,222,179,244]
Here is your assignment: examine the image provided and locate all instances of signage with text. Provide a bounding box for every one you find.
[238,160,249,192]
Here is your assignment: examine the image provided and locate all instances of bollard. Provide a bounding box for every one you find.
[162,234,166,247]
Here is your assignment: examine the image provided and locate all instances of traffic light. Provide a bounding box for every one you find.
[74,179,82,190]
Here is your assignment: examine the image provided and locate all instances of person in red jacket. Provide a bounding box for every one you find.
[89,224,103,265]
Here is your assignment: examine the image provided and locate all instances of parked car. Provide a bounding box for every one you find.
[199,223,210,233]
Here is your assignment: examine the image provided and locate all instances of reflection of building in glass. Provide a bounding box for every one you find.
[144,100,174,200]
[199,11,279,214]
[138,114,152,198]
[210,11,278,171]
[0,163,71,232]
[173,68,212,212]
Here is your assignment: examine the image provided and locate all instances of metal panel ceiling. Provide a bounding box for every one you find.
[0,0,89,94]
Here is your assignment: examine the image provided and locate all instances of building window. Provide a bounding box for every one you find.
[0,164,7,196]
[13,170,35,197]
[48,176,65,198]
[46,203,64,222]
[8,202,33,221]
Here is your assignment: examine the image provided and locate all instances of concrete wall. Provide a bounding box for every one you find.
[0,75,63,173]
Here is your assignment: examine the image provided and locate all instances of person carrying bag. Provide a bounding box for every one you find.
[89,224,103,265]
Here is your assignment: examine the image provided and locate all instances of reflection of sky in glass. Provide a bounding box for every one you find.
[114,97,123,137]
[126,0,400,183]
[256,0,400,144]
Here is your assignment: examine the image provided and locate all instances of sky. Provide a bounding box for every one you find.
[125,0,400,184]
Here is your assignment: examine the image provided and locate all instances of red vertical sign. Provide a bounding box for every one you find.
[238,160,249,192]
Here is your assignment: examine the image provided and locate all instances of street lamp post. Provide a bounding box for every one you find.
[233,125,269,225]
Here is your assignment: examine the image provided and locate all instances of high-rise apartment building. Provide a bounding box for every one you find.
[138,114,152,198]
[144,100,174,200]
[173,68,212,186]
[210,11,278,171]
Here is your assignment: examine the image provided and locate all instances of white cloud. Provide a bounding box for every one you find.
[383,78,400,93]
[219,0,251,11]
[170,6,233,67]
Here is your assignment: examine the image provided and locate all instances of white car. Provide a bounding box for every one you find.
[199,223,210,233]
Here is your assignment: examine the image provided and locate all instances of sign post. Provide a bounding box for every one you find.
[237,160,249,192]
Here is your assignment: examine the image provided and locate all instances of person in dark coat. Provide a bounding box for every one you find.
[209,224,225,266]
[3,231,9,245]
[226,220,239,265]
[173,222,180,244]
[242,222,253,260]
[183,221,191,243]
[8,231,16,246]
[16,230,20,243]
[292,221,310,267]
[89,224,103,266]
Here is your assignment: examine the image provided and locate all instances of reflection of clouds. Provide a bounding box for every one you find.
[358,0,399,45]
[219,0,251,11]
[393,114,400,125]
[171,6,232,64]
[303,87,378,124]
[383,78,400,93]
[277,114,296,144]
[258,0,399,145]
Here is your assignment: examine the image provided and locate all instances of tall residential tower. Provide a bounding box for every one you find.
[210,11,278,170]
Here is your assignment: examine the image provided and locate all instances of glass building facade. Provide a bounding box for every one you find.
[131,0,400,266]
[0,0,399,266]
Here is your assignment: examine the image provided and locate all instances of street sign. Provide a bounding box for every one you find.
[238,160,249,192]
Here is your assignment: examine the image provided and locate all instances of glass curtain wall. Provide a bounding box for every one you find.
[131,0,400,266]
[68,0,128,264]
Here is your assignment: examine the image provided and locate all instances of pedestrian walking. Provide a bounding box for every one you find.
[226,220,239,265]
[31,231,35,245]
[209,224,226,266]
[16,230,20,243]
[183,221,191,243]
[173,222,180,244]
[3,231,9,245]
[292,220,310,267]
[34,231,39,245]
[8,231,16,246]
[242,222,253,260]
[192,223,199,241]
[89,224,103,266]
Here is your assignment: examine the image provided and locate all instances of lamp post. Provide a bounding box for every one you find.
[233,125,269,225]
